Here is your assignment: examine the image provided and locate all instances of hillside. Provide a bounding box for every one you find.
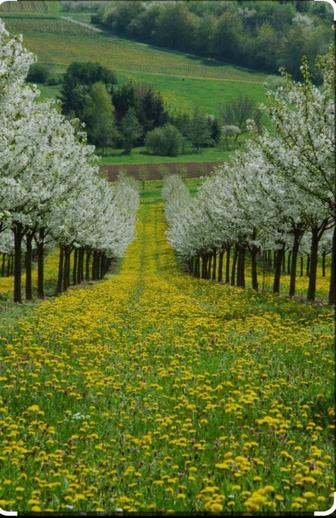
[0,1,268,117]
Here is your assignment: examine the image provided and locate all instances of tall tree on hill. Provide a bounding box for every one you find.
[61,61,117,118]
[138,87,168,133]
[212,11,243,63]
[113,80,137,123]
[83,82,116,155]
[113,80,168,142]
[189,111,212,153]
[152,3,199,52]
[121,108,143,154]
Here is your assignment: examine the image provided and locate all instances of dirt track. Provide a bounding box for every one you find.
[101,161,223,181]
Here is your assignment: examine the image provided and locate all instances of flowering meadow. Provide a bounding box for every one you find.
[0,201,334,514]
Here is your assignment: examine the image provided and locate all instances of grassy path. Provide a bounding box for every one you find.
[0,201,334,514]
[60,16,103,34]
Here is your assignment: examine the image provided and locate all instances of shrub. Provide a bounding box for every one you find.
[145,124,184,157]
[46,75,63,86]
[27,63,50,84]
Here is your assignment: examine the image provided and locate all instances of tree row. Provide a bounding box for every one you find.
[163,50,335,305]
[0,20,139,303]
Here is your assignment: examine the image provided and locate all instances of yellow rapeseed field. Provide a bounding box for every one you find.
[0,202,334,514]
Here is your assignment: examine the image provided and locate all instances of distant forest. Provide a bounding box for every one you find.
[87,0,333,79]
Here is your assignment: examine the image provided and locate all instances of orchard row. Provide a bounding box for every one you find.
[0,21,139,303]
[163,51,335,305]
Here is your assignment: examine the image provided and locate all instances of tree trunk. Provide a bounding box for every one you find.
[25,232,33,301]
[212,250,217,281]
[1,254,5,277]
[250,247,258,291]
[79,248,84,283]
[85,249,91,281]
[208,254,212,280]
[92,251,97,281]
[231,245,238,286]
[282,251,286,273]
[287,251,291,275]
[307,228,319,302]
[57,246,64,294]
[218,251,224,283]
[36,229,45,299]
[13,223,23,303]
[6,255,11,276]
[37,230,45,299]
[190,257,195,276]
[328,223,336,306]
[306,255,310,276]
[77,248,81,283]
[289,231,302,297]
[98,253,103,279]
[300,256,303,276]
[73,248,78,285]
[322,251,326,277]
[63,248,71,292]
[273,245,285,294]
[237,246,246,288]
[202,254,207,279]
[225,246,231,284]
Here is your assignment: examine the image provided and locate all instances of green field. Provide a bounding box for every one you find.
[1,5,269,117]
[98,147,232,166]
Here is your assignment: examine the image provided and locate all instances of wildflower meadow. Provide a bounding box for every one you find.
[0,202,334,514]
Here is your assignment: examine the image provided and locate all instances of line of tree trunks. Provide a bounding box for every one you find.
[231,246,238,286]
[0,253,14,276]
[289,229,304,297]
[225,246,231,284]
[186,234,334,306]
[56,246,112,294]
[37,229,45,300]
[13,223,24,304]
[273,245,285,294]
[25,232,33,301]
[328,223,336,306]
[236,245,246,288]
[250,245,258,291]
[3,237,113,303]
[212,249,217,281]
[218,251,224,283]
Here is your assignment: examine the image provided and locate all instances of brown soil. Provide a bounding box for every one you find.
[101,161,223,181]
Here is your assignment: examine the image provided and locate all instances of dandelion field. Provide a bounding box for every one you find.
[0,196,334,515]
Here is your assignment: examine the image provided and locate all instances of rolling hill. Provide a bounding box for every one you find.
[1,0,269,117]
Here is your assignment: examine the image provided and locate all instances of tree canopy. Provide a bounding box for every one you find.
[95,0,333,78]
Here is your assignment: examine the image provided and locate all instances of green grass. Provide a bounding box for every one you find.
[118,71,267,117]
[139,178,202,204]
[46,0,61,16]
[63,11,94,24]
[36,83,61,101]
[98,147,233,166]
